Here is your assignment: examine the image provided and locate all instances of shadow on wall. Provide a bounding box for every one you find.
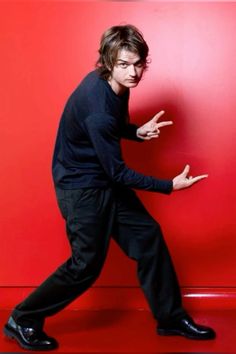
[124,92,189,179]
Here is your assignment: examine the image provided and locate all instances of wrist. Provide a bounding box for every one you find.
[136,128,143,140]
[172,178,178,191]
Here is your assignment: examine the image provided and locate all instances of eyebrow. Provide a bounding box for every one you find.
[116,59,143,65]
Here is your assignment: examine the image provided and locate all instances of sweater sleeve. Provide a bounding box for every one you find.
[84,113,173,194]
[121,123,143,142]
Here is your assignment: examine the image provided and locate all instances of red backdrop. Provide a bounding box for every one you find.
[0,2,236,293]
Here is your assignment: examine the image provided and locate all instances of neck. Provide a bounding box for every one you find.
[107,78,127,96]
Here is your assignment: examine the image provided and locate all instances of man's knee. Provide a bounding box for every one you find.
[132,220,164,259]
[60,253,104,284]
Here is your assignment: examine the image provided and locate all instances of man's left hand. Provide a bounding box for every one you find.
[136,110,173,140]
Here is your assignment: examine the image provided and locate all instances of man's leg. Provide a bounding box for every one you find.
[4,187,116,349]
[112,187,185,323]
[112,187,215,339]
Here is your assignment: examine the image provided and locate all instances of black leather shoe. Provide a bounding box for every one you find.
[157,315,216,340]
[3,316,58,350]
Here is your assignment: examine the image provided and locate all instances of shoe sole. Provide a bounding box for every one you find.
[4,325,57,351]
[157,328,215,340]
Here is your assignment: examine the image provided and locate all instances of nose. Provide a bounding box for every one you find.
[128,64,136,77]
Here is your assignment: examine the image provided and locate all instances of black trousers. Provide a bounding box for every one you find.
[12,186,186,329]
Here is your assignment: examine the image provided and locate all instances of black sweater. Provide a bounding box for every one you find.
[52,70,173,194]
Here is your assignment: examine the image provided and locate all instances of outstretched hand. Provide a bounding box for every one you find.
[173,165,208,191]
[136,110,173,140]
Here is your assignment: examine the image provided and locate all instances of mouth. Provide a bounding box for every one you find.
[127,79,138,83]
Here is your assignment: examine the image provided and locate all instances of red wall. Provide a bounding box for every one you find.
[1,2,236,293]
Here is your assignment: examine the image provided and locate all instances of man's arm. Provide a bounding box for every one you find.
[121,123,144,142]
[84,113,173,194]
[85,113,207,193]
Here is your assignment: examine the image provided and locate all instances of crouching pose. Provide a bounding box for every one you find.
[4,24,215,350]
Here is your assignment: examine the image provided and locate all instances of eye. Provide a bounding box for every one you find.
[135,62,144,68]
[118,62,128,69]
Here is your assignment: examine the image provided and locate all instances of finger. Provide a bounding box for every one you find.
[147,133,159,138]
[147,132,159,136]
[157,121,173,128]
[141,135,152,140]
[182,164,190,177]
[189,175,208,184]
[152,110,165,122]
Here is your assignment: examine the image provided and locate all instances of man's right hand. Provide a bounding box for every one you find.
[173,165,208,191]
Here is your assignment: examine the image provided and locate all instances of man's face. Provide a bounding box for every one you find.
[108,49,145,95]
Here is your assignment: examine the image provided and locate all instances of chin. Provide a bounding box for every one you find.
[126,82,139,88]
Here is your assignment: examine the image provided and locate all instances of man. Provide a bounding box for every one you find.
[3,24,215,351]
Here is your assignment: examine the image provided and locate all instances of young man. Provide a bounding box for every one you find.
[3,25,215,351]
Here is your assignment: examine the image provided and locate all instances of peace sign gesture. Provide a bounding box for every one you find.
[136,110,173,140]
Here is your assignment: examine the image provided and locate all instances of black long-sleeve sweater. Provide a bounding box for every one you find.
[52,70,173,194]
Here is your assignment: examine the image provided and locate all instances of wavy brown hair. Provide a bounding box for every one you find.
[96,24,149,80]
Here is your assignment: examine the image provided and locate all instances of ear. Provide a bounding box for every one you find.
[107,64,113,72]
